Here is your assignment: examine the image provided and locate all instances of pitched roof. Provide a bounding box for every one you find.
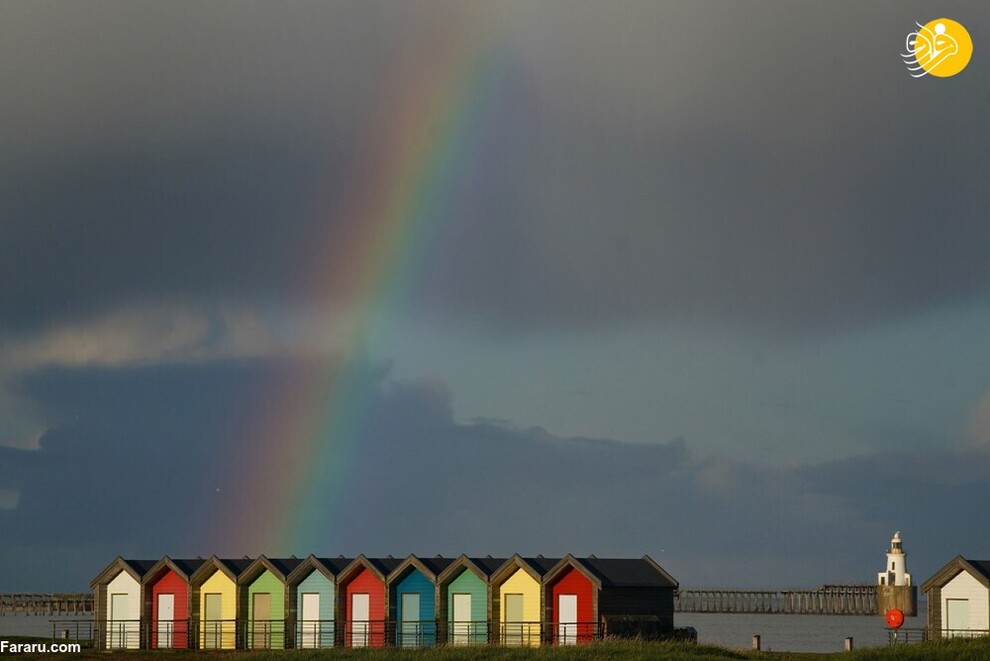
[469,557,508,577]
[338,556,390,584]
[437,555,504,585]
[125,559,160,578]
[491,554,559,585]
[370,557,404,576]
[220,557,256,577]
[142,557,207,585]
[578,557,678,588]
[418,556,455,576]
[190,556,242,585]
[238,556,301,584]
[90,557,159,588]
[269,557,304,577]
[522,556,561,577]
[387,556,445,583]
[922,556,990,593]
[969,560,990,580]
[318,557,354,575]
[171,558,207,578]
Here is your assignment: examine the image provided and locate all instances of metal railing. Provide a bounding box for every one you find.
[50,619,94,647]
[935,628,990,640]
[104,618,141,649]
[246,618,287,649]
[296,619,335,648]
[68,617,612,649]
[548,621,601,645]
[499,621,542,647]
[150,619,192,649]
[888,628,990,645]
[444,620,491,645]
[395,620,438,647]
[196,618,238,649]
[343,619,387,647]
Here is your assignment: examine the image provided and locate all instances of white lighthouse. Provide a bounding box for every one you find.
[878,531,911,587]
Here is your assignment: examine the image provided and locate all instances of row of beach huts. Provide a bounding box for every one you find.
[90,553,679,650]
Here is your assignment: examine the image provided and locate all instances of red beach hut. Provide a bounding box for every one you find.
[144,557,205,649]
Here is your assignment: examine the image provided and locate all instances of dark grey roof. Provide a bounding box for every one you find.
[469,557,508,577]
[124,560,160,577]
[523,557,562,577]
[968,560,990,580]
[171,558,207,578]
[370,557,404,576]
[221,558,255,577]
[269,557,304,577]
[418,557,455,577]
[578,558,677,588]
[318,557,354,575]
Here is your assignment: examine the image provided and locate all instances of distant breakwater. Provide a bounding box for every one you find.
[676,586,880,615]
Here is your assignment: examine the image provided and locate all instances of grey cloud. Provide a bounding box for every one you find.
[3,2,990,339]
[3,360,986,590]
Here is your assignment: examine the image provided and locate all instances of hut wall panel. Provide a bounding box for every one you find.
[941,571,990,632]
[296,571,335,647]
[150,569,190,649]
[199,571,236,649]
[394,568,437,645]
[599,586,675,631]
[447,569,487,642]
[105,572,140,650]
[549,567,594,641]
[499,568,541,647]
[247,570,286,649]
[342,568,385,647]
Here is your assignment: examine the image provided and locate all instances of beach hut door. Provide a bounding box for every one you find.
[558,594,578,645]
[204,593,222,649]
[946,599,970,637]
[109,593,127,648]
[253,593,271,648]
[401,593,420,647]
[352,593,370,647]
[452,593,471,645]
[301,593,319,648]
[157,593,174,648]
[504,593,524,645]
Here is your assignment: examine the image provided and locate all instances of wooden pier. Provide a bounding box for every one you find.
[676,585,879,615]
[2,586,877,617]
[0,594,93,616]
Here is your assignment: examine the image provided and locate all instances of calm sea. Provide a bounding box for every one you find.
[677,612,927,653]
[0,615,91,639]
[1,613,926,653]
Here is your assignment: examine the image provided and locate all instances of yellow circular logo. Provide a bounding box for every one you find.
[903,18,973,78]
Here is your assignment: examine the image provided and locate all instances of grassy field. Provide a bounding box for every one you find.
[6,638,990,660]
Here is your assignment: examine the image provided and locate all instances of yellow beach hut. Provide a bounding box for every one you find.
[490,555,559,646]
[191,557,249,649]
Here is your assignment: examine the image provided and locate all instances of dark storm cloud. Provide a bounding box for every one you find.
[0,0,473,332]
[416,1,990,335]
[3,2,989,339]
[0,137,328,331]
[3,361,987,590]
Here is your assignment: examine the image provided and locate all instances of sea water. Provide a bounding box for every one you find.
[678,612,927,653]
[1,612,926,652]
[0,615,92,639]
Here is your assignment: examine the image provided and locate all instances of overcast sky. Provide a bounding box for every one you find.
[2,1,990,591]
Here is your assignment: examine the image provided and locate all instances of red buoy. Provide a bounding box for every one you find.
[886,608,905,629]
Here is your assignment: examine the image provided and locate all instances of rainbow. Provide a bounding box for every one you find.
[216,7,510,554]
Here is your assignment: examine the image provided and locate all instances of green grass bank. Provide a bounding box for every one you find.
[7,638,990,661]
